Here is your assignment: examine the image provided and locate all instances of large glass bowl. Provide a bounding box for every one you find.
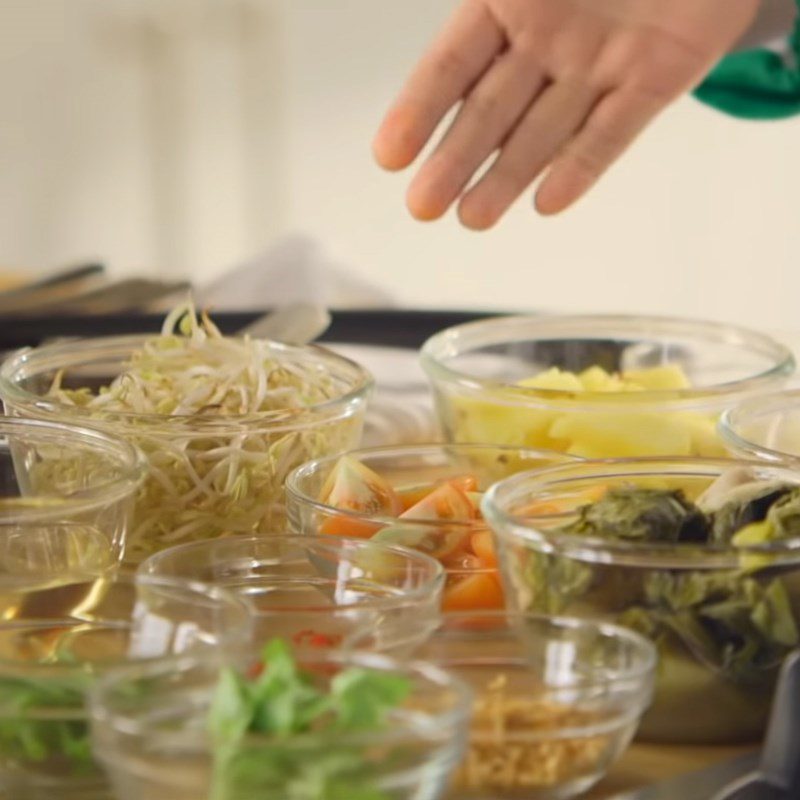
[720,389,800,465]
[0,573,250,800]
[0,417,144,583]
[139,534,445,654]
[421,315,794,459]
[482,458,800,745]
[88,648,472,800]
[406,611,655,799]
[286,444,577,612]
[0,335,372,564]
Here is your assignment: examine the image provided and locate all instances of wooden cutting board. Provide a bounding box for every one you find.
[586,742,756,798]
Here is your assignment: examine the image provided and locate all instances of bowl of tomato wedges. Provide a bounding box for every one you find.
[287,444,576,612]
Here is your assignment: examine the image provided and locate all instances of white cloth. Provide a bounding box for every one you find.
[197,235,394,310]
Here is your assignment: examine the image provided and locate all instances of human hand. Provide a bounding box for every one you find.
[373,0,761,229]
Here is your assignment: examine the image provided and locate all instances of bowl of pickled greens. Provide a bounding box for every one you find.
[421,314,794,459]
[286,444,576,613]
[482,458,800,744]
[89,637,472,800]
[0,573,250,800]
[0,302,372,563]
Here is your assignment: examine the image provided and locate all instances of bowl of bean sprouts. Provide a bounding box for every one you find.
[0,303,373,563]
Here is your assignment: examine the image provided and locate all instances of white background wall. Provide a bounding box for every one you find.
[0,0,796,329]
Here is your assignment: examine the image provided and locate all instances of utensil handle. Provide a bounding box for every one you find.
[760,650,800,790]
[714,650,800,799]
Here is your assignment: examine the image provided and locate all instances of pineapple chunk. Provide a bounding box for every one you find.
[680,413,728,457]
[448,363,721,459]
[549,412,693,458]
[452,396,556,448]
[578,366,644,392]
[518,367,583,392]
[622,364,691,391]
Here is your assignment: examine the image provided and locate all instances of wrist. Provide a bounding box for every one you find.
[734,0,795,51]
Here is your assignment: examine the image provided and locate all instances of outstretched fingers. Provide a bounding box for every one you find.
[372,1,505,172]
[534,86,666,215]
[406,49,547,221]
[458,80,600,229]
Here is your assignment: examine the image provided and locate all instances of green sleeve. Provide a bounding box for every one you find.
[693,1,800,120]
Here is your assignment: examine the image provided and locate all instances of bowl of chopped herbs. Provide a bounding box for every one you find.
[89,637,472,800]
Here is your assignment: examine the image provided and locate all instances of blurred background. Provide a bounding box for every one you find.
[0,0,795,326]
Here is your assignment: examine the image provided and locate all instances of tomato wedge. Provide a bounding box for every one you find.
[398,474,480,512]
[441,551,482,572]
[319,515,381,540]
[470,530,498,568]
[442,572,505,611]
[445,474,480,494]
[401,482,478,522]
[320,457,402,516]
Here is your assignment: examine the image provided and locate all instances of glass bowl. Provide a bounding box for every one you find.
[286,444,577,612]
[421,314,794,458]
[403,611,655,799]
[139,534,445,654]
[0,417,144,584]
[482,458,800,745]
[88,647,472,800]
[720,389,800,465]
[0,335,372,564]
[0,573,250,800]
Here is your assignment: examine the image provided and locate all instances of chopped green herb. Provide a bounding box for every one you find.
[208,639,412,800]
[0,672,95,776]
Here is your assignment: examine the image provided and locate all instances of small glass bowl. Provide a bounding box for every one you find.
[406,611,655,800]
[482,458,800,745]
[719,389,800,465]
[0,573,251,800]
[88,648,472,800]
[0,417,145,584]
[421,314,794,458]
[139,534,445,654]
[0,335,373,564]
[286,444,576,612]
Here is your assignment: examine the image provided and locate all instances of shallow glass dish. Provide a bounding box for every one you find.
[0,573,250,800]
[0,335,372,564]
[482,458,800,745]
[89,648,472,800]
[139,534,445,654]
[0,417,144,586]
[403,611,655,800]
[421,314,794,459]
[286,444,576,612]
[720,389,800,465]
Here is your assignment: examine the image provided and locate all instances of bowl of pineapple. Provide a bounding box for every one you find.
[421,314,794,459]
